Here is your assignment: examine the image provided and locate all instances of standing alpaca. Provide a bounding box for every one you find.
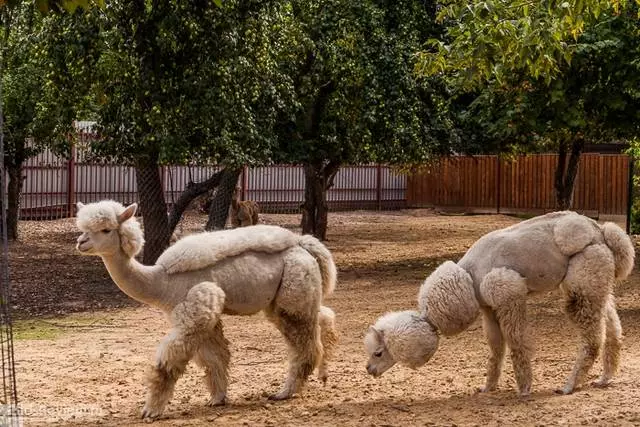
[365,211,634,396]
[230,186,259,227]
[75,200,338,419]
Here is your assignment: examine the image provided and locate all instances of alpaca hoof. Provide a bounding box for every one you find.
[206,394,227,407]
[477,385,495,393]
[518,390,531,399]
[554,386,574,395]
[592,378,612,389]
[141,406,163,420]
[268,391,293,401]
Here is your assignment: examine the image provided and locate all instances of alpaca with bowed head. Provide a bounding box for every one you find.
[75,200,338,419]
[365,211,634,396]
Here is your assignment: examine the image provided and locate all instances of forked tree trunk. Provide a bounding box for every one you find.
[301,161,340,240]
[135,159,170,265]
[205,167,242,231]
[554,136,584,211]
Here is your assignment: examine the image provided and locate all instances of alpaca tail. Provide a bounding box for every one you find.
[298,235,337,297]
[602,222,635,280]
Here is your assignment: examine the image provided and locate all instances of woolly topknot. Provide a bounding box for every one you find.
[369,310,439,369]
[76,200,144,257]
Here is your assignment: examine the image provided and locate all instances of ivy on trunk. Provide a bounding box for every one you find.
[205,167,242,231]
[554,136,584,211]
[135,157,170,265]
[300,160,340,240]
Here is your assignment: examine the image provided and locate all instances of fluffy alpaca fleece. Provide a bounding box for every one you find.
[230,186,259,227]
[365,210,634,396]
[75,200,338,419]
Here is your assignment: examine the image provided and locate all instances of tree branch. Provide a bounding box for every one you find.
[167,169,225,231]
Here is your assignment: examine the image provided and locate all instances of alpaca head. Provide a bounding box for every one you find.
[75,200,144,258]
[364,310,439,378]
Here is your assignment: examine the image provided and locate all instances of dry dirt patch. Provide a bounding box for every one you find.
[10,210,640,426]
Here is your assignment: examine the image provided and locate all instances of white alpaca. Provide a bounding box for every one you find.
[75,200,338,419]
[365,211,634,396]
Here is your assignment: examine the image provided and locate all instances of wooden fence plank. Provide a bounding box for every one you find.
[407,153,629,217]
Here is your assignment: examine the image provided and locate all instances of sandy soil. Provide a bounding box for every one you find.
[10,210,640,426]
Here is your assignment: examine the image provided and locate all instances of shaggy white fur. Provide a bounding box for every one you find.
[365,211,634,397]
[75,200,338,420]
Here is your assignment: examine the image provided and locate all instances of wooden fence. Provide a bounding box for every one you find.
[406,154,631,219]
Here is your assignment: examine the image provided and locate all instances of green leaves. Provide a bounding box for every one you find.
[33,0,103,14]
[276,0,453,167]
[416,0,636,89]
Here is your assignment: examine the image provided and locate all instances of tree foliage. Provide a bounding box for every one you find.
[0,2,95,239]
[276,0,456,239]
[423,0,640,209]
[75,0,300,262]
[416,0,639,88]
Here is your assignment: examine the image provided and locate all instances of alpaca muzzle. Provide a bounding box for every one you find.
[76,235,91,252]
[366,363,381,377]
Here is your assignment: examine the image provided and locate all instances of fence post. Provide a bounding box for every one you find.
[496,155,501,214]
[241,165,248,201]
[376,164,382,210]
[627,156,634,234]
[67,144,76,217]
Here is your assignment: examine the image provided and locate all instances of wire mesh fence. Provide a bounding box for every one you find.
[0,86,20,427]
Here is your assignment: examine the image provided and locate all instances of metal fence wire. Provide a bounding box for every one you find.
[0,72,20,426]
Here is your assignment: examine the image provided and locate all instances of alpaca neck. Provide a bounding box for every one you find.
[101,250,169,310]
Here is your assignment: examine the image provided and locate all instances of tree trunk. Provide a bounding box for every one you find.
[301,161,340,240]
[554,136,584,211]
[135,159,170,265]
[205,167,242,231]
[167,169,225,232]
[5,162,22,240]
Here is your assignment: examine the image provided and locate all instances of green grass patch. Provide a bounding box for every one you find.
[12,314,113,341]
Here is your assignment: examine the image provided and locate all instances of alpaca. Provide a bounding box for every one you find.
[75,200,338,419]
[230,186,259,227]
[365,211,634,396]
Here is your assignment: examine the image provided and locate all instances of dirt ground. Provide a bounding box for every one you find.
[10,210,640,426]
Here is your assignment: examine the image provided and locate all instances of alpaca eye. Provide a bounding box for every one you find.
[101,229,111,234]
[374,351,383,358]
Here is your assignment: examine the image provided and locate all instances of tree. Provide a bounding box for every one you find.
[79,1,299,263]
[277,0,455,240]
[419,0,640,209]
[0,2,95,239]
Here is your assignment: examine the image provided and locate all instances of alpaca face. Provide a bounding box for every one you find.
[76,227,121,256]
[364,310,440,377]
[75,201,139,257]
[364,327,396,377]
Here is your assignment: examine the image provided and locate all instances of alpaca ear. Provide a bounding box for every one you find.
[76,201,85,210]
[118,203,137,223]
[368,326,384,342]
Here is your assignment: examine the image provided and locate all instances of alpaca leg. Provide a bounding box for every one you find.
[479,307,505,392]
[317,305,338,383]
[194,321,230,406]
[266,308,321,400]
[593,295,622,388]
[495,299,533,396]
[142,329,195,419]
[559,244,613,395]
[479,267,533,396]
[265,247,324,400]
[143,281,226,417]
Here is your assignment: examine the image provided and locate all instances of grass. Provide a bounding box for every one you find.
[12,314,114,340]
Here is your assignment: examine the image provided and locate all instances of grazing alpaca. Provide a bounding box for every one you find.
[75,200,338,419]
[230,186,259,227]
[365,211,634,396]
